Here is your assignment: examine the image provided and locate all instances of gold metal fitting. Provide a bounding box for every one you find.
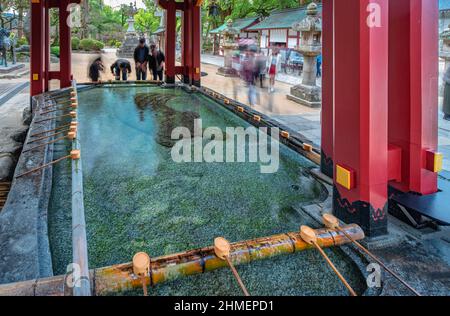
[253,115,261,122]
[281,131,290,139]
[236,106,244,113]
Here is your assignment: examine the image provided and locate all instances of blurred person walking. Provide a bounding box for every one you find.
[267,48,281,93]
[88,57,104,82]
[444,65,450,121]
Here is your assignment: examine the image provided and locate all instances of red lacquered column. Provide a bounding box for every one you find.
[333,0,389,237]
[59,0,72,88]
[321,0,334,178]
[165,1,176,84]
[191,2,201,87]
[182,1,192,84]
[30,0,45,96]
[388,0,439,196]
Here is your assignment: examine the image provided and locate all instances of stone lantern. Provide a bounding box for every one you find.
[217,19,239,77]
[441,25,450,74]
[116,2,140,58]
[287,2,322,108]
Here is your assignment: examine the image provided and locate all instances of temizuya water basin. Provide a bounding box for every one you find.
[48,86,366,296]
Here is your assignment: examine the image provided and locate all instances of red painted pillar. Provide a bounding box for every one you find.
[191,2,201,87]
[321,0,334,178]
[165,1,176,84]
[44,0,50,92]
[182,1,192,84]
[30,0,45,96]
[59,0,72,88]
[333,0,389,237]
[388,0,439,196]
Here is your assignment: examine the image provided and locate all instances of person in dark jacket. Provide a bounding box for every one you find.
[110,59,132,81]
[148,44,165,81]
[88,57,104,82]
[134,38,149,80]
[444,65,450,121]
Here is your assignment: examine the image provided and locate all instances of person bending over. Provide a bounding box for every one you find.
[148,44,165,81]
[110,59,132,81]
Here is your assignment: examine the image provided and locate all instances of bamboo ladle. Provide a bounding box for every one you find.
[322,214,421,296]
[23,130,77,154]
[214,237,250,296]
[16,149,80,178]
[30,122,76,138]
[132,252,151,296]
[300,225,357,296]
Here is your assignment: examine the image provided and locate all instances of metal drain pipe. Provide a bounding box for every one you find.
[0,224,364,296]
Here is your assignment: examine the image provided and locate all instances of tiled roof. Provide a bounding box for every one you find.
[210,17,259,34]
[441,0,450,11]
[247,5,322,31]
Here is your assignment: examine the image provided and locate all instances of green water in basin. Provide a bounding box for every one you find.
[48,86,366,296]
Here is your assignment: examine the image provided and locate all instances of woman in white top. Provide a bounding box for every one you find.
[267,47,282,93]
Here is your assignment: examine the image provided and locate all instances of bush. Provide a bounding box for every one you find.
[115,41,122,48]
[72,37,80,50]
[50,46,60,57]
[16,37,28,47]
[79,38,105,51]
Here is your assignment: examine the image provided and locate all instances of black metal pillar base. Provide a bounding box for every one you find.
[165,76,175,84]
[192,79,201,87]
[182,75,190,84]
[333,186,388,237]
[320,149,334,178]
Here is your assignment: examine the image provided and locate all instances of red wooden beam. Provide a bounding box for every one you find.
[191,1,201,86]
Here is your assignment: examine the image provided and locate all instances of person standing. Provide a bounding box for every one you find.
[148,44,165,81]
[110,59,132,81]
[316,54,322,78]
[444,65,450,121]
[267,48,281,93]
[134,38,149,81]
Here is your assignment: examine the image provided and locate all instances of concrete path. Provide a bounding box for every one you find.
[69,52,450,171]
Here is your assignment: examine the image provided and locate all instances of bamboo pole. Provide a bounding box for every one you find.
[15,150,80,178]
[27,129,69,144]
[0,225,364,296]
[300,225,357,296]
[322,214,421,296]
